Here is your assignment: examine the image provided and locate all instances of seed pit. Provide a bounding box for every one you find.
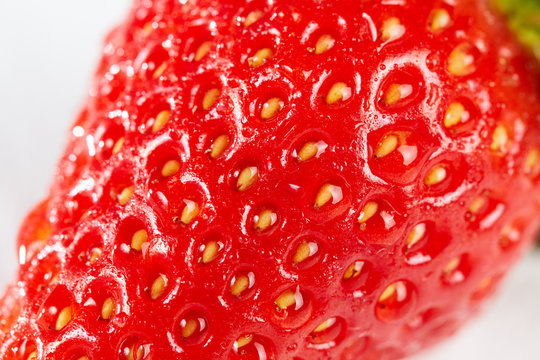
[314,183,343,209]
[341,260,377,294]
[176,310,209,345]
[326,82,352,105]
[404,222,450,266]
[378,68,424,111]
[376,281,416,322]
[272,286,312,329]
[231,334,274,359]
[357,201,378,224]
[355,198,400,237]
[253,208,278,232]
[235,166,259,192]
[229,270,256,298]
[118,337,151,360]
[37,285,75,333]
[199,239,223,264]
[308,317,346,347]
[441,254,471,285]
[292,240,319,265]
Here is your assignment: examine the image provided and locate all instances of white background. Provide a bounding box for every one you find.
[0,1,539,359]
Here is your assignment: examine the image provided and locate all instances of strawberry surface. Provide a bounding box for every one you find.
[2,0,540,359]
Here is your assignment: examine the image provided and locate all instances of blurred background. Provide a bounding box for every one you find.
[0,1,539,359]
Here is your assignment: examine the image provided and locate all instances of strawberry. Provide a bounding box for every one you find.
[2,0,540,359]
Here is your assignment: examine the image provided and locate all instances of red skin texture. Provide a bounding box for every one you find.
[2,0,540,359]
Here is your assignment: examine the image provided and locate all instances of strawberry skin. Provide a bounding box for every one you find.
[2,0,540,359]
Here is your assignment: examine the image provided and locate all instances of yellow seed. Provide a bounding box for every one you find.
[293,242,312,264]
[244,10,263,26]
[444,102,466,128]
[181,200,200,225]
[448,44,475,76]
[477,277,492,291]
[131,229,148,251]
[152,110,170,133]
[406,223,426,247]
[379,283,397,302]
[150,274,166,300]
[142,22,153,36]
[101,297,115,320]
[202,88,220,110]
[261,97,283,120]
[201,241,219,264]
[381,17,404,42]
[374,134,399,158]
[525,149,539,173]
[210,135,230,159]
[118,186,134,205]
[314,183,342,209]
[161,160,181,177]
[491,125,509,154]
[358,201,378,224]
[112,137,125,154]
[195,41,212,61]
[443,257,460,276]
[78,357,90,360]
[326,82,350,105]
[237,166,258,192]
[315,34,335,54]
[469,196,486,214]
[313,318,336,333]
[27,351,37,360]
[297,142,318,162]
[249,48,273,68]
[254,209,276,232]
[343,261,363,280]
[425,165,447,186]
[384,84,403,106]
[181,318,198,338]
[152,62,167,79]
[231,275,249,296]
[236,334,253,348]
[275,289,296,310]
[430,8,451,33]
[55,306,72,331]
[89,247,102,265]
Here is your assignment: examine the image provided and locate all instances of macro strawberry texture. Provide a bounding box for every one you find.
[2,0,540,359]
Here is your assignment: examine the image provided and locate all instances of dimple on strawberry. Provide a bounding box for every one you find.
[2,0,540,359]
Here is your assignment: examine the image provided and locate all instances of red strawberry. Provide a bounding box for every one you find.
[2,0,540,359]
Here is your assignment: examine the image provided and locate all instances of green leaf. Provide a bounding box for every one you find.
[494,0,540,61]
